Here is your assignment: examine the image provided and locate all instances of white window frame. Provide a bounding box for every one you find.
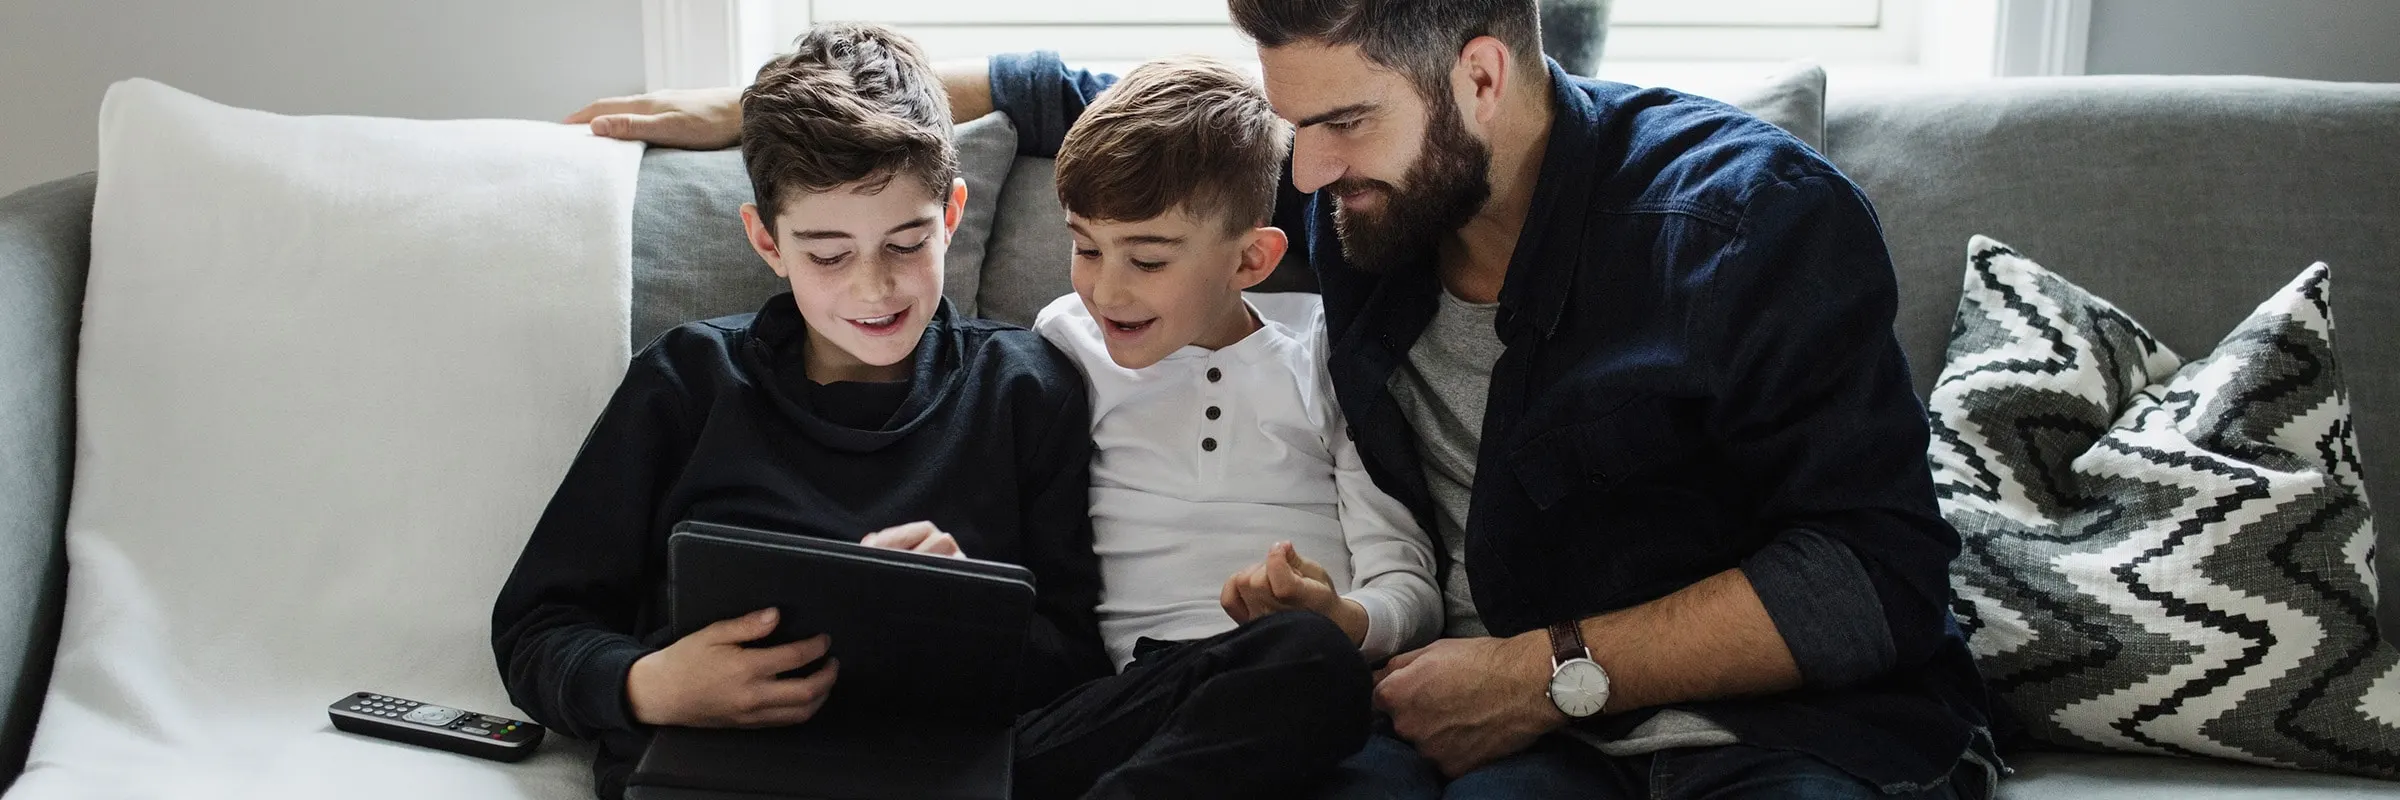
[641,0,2089,92]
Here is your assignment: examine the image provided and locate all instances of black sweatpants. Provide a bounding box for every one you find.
[1012,611,1374,800]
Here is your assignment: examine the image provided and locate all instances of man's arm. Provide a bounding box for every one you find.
[1376,173,1958,776]
[1558,173,1949,711]
[564,54,1071,147]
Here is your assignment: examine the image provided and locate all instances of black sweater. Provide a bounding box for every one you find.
[490,294,1108,783]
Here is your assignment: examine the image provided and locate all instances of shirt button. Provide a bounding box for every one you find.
[1206,406,1222,420]
[1206,368,1222,383]
[1202,438,1218,452]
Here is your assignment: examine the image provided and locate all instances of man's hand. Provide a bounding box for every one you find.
[1373,632,1563,778]
[1219,542,1369,645]
[862,521,965,558]
[566,87,743,149]
[626,608,839,728]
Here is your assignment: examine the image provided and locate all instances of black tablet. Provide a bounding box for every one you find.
[666,520,1037,723]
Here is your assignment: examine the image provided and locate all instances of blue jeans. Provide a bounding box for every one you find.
[1316,732,1971,800]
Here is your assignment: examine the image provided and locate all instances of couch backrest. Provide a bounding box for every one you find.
[1825,76,2400,624]
[0,172,88,788]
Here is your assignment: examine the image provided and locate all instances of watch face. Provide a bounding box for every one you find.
[1548,659,1610,718]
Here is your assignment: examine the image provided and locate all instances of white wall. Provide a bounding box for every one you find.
[0,0,648,196]
[2085,0,2400,82]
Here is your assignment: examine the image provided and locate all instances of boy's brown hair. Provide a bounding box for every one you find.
[741,23,957,227]
[1056,56,1290,235]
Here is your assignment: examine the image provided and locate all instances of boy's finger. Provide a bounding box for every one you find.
[1264,549,1303,600]
[752,657,840,710]
[1220,576,1250,620]
[1283,545,1333,584]
[753,634,833,674]
[863,521,939,550]
[700,607,780,644]
[913,532,960,556]
[1238,576,1279,616]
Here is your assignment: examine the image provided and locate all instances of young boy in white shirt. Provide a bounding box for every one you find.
[1033,56,1442,671]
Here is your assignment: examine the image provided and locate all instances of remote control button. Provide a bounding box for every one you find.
[459,725,492,736]
[404,706,464,727]
[479,715,512,725]
[370,695,386,701]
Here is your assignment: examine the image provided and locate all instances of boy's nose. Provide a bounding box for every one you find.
[1088,265,1133,310]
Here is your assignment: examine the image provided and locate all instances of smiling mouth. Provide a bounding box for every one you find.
[1102,316,1156,337]
[848,308,909,335]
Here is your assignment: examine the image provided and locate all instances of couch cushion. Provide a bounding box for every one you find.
[1932,239,2397,779]
[2003,751,2400,798]
[16,79,637,798]
[0,172,91,783]
[629,112,1017,348]
[1827,76,2400,634]
[971,64,1831,328]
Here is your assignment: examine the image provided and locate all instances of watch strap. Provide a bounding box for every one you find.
[1547,620,1590,666]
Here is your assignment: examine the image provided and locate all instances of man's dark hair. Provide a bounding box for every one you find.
[740,23,957,227]
[1228,0,1543,99]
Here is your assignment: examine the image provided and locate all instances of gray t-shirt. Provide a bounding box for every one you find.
[1387,289,1505,638]
[1389,289,1736,755]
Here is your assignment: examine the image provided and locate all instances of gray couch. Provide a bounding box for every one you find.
[4,74,2397,797]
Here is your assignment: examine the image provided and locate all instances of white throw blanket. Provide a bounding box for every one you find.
[8,80,641,799]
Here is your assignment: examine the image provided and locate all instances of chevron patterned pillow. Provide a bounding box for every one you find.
[1928,236,2398,778]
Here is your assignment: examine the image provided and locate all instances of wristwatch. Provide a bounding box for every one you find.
[1545,621,1611,719]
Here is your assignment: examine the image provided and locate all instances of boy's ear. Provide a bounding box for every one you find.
[1231,225,1290,292]
[740,203,788,278]
[942,178,969,239]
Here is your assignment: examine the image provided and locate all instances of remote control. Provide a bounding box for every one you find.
[328,692,544,762]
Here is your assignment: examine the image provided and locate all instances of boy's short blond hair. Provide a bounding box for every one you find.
[1055,57,1291,234]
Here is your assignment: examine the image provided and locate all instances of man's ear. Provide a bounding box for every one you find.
[942,178,969,239]
[1456,35,1514,129]
[740,202,788,278]
[1231,225,1291,292]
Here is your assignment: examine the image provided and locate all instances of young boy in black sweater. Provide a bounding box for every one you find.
[493,23,1367,800]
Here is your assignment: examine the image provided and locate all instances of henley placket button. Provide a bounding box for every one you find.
[1205,406,1222,420]
[1202,438,1218,452]
[1206,367,1222,383]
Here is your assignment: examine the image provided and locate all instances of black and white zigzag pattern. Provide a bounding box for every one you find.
[1928,236,2400,779]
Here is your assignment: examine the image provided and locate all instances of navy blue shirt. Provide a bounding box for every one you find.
[991,52,1993,793]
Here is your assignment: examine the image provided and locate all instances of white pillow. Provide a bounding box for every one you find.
[12,80,639,798]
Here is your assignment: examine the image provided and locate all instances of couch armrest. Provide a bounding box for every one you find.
[0,173,92,789]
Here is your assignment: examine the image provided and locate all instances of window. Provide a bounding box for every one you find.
[642,0,2065,92]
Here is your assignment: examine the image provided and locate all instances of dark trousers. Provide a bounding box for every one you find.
[1319,730,1980,800]
[1013,611,1373,800]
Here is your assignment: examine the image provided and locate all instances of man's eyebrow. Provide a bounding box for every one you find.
[1296,103,1377,129]
[885,216,937,235]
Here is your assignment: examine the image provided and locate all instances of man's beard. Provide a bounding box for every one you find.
[1326,95,1493,273]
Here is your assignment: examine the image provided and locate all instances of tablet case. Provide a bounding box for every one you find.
[630,520,1039,800]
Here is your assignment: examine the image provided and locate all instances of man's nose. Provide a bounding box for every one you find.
[1290,131,1345,195]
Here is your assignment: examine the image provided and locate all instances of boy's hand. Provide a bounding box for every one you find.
[626,608,839,728]
[862,521,966,558]
[1220,542,1370,646]
[566,87,743,149]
